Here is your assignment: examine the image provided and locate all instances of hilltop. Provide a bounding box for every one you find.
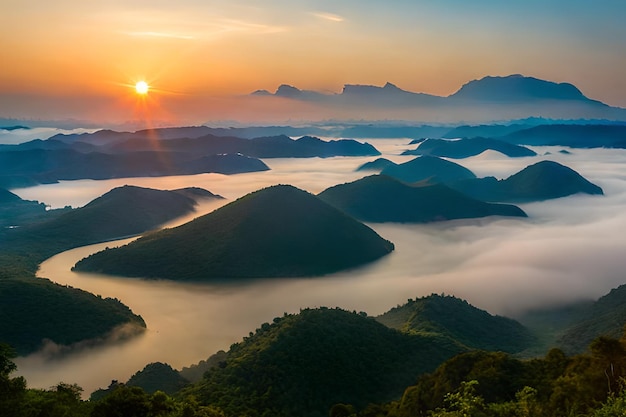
[73,185,395,280]
[0,188,48,228]
[100,294,535,416]
[0,277,145,355]
[180,307,466,417]
[520,283,626,355]
[318,175,526,223]
[1,185,216,272]
[249,74,626,122]
[402,137,536,158]
[376,294,534,353]
[0,185,218,355]
[450,160,603,203]
[380,156,477,184]
[449,74,597,103]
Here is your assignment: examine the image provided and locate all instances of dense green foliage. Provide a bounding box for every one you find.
[376,294,535,353]
[74,185,395,280]
[381,155,476,184]
[559,285,626,353]
[92,363,190,399]
[181,307,466,417]
[450,160,603,203]
[0,188,52,228]
[0,185,211,354]
[179,350,228,382]
[318,175,526,223]
[4,311,626,416]
[1,185,207,273]
[0,277,145,354]
[346,332,626,417]
[402,137,537,158]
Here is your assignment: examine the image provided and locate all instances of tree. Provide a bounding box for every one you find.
[430,380,488,417]
[590,336,626,395]
[91,384,151,417]
[0,343,27,415]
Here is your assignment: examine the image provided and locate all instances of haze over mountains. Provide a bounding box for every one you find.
[0,133,380,188]
[1,73,625,416]
[251,74,626,122]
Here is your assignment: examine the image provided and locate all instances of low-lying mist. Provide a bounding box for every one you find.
[12,140,626,396]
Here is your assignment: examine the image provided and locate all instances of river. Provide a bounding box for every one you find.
[12,141,626,395]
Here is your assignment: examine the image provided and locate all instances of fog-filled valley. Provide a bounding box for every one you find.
[7,137,626,397]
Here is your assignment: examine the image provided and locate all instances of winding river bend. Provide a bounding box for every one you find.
[13,144,626,395]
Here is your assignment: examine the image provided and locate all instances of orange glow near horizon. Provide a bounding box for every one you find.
[2,1,626,124]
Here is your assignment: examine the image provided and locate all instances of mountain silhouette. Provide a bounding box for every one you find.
[355,157,396,172]
[0,148,269,187]
[449,74,600,103]
[402,137,537,158]
[73,185,395,280]
[450,160,603,202]
[381,155,476,184]
[4,185,214,251]
[318,175,526,222]
[499,124,626,148]
[249,74,626,121]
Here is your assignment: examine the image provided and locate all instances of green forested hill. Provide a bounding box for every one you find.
[0,188,50,228]
[450,160,603,203]
[380,155,476,184]
[0,277,145,355]
[0,185,212,273]
[376,294,535,353]
[181,307,466,417]
[0,185,215,355]
[74,185,395,280]
[558,285,626,353]
[401,137,537,158]
[518,283,626,355]
[318,175,526,223]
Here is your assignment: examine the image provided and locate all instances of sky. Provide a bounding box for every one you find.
[2,0,626,125]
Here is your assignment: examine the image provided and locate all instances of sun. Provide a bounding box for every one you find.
[135,81,149,95]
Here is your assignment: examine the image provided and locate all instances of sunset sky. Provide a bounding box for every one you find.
[2,0,625,125]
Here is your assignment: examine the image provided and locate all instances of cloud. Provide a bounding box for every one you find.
[311,12,345,23]
[15,141,626,394]
[0,127,99,145]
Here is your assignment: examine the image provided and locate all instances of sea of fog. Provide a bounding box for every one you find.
[11,139,626,395]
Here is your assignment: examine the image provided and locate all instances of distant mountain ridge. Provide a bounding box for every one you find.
[253,74,614,107]
[250,74,626,121]
[449,74,599,103]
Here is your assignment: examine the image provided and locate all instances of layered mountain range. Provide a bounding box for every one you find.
[251,74,626,121]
